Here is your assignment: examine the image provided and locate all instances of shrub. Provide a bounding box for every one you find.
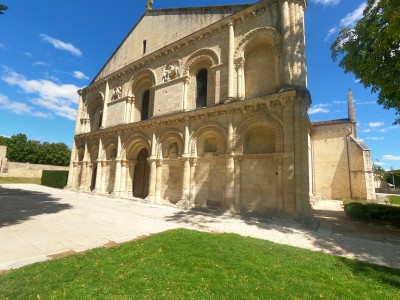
[344,201,400,227]
[41,170,69,189]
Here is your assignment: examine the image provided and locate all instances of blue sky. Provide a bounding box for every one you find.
[0,0,399,169]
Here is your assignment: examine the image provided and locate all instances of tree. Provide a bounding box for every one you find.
[331,0,400,124]
[5,133,71,166]
[0,4,7,15]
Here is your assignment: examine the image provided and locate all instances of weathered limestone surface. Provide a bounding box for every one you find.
[68,0,375,217]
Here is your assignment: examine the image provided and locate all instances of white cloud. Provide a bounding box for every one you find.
[363,129,372,133]
[368,122,384,128]
[1,68,80,120]
[33,61,50,67]
[0,93,50,118]
[333,100,346,105]
[39,34,82,57]
[19,51,32,57]
[312,0,341,5]
[73,71,89,80]
[324,27,337,41]
[383,155,400,161]
[340,3,367,28]
[309,104,330,115]
[365,137,384,140]
[373,162,386,167]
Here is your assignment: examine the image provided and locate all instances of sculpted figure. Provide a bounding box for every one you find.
[112,86,122,100]
[146,0,153,10]
[162,65,180,82]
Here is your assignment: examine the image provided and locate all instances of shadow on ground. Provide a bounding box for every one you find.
[0,185,72,227]
[163,207,318,234]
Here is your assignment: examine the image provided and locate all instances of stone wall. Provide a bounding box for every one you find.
[0,146,8,174]
[0,162,69,178]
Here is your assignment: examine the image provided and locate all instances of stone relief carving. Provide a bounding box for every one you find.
[111,86,122,101]
[162,63,180,82]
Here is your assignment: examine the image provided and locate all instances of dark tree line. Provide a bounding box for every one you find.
[0,134,71,166]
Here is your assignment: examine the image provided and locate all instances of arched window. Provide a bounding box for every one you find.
[141,90,150,121]
[196,69,207,108]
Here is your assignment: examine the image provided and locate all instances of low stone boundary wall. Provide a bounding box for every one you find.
[0,162,69,178]
[375,188,400,195]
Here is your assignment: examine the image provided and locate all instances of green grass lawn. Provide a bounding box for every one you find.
[1,229,399,300]
[0,177,41,184]
[388,195,400,205]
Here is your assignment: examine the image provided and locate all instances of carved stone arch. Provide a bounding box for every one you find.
[129,68,157,93]
[123,133,151,160]
[190,122,228,156]
[88,142,99,162]
[183,48,219,76]
[102,138,118,160]
[234,27,282,60]
[156,129,184,159]
[76,143,85,161]
[234,111,284,154]
[85,92,104,131]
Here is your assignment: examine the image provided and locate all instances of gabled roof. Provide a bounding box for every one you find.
[92,3,253,83]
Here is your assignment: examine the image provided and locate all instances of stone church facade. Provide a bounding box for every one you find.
[67,0,375,216]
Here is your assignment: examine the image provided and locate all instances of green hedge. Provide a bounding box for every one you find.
[344,201,400,227]
[41,170,69,189]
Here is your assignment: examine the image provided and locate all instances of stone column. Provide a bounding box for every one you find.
[120,160,128,197]
[275,157,284,211]
[227,20,235,100]
[70,162,79,190]
[281,0,292,86]
[178,158,191,209]
[127,160,137,197]
[93,138,103,193]
[178,119,191,209]
[299,3,307,87]
[155,160,163,202]
[101,81,110,128]
[189,158,197,205]
[99,161,108,194]
[182,77,189,111]
[212,67,221,105]
[146,159,157,203]
[225,155,235,209]
[113,135,122,196]
[125,96,135,123]
[233,156,242,213]
[67,140,78,188]
[235,58,245,100]
[289,1,297,83]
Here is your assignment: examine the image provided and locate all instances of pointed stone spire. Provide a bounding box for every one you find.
[347,89,357,138]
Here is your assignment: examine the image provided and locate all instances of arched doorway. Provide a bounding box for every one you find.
[133,148,150,198]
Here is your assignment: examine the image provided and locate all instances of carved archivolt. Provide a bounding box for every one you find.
[233,111,284,154]
[129,68,157,92]
[156,129,184,159]
[235,27,282,59]
[183,49,219,76]
[190,122,227,156]
[123,133,151,160]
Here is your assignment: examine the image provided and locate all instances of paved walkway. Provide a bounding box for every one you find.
[1,184,400,270]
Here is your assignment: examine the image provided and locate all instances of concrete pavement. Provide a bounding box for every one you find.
[1,184,400,270]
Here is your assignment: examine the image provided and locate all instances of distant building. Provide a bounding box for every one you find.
[67,1,375,216]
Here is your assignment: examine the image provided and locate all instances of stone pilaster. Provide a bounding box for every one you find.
[155,160,163,202]
[281,0,292,86]
[233,156,242,213]
[227,20,235,100]
[145,158,157,203]
[101,80,110,128]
